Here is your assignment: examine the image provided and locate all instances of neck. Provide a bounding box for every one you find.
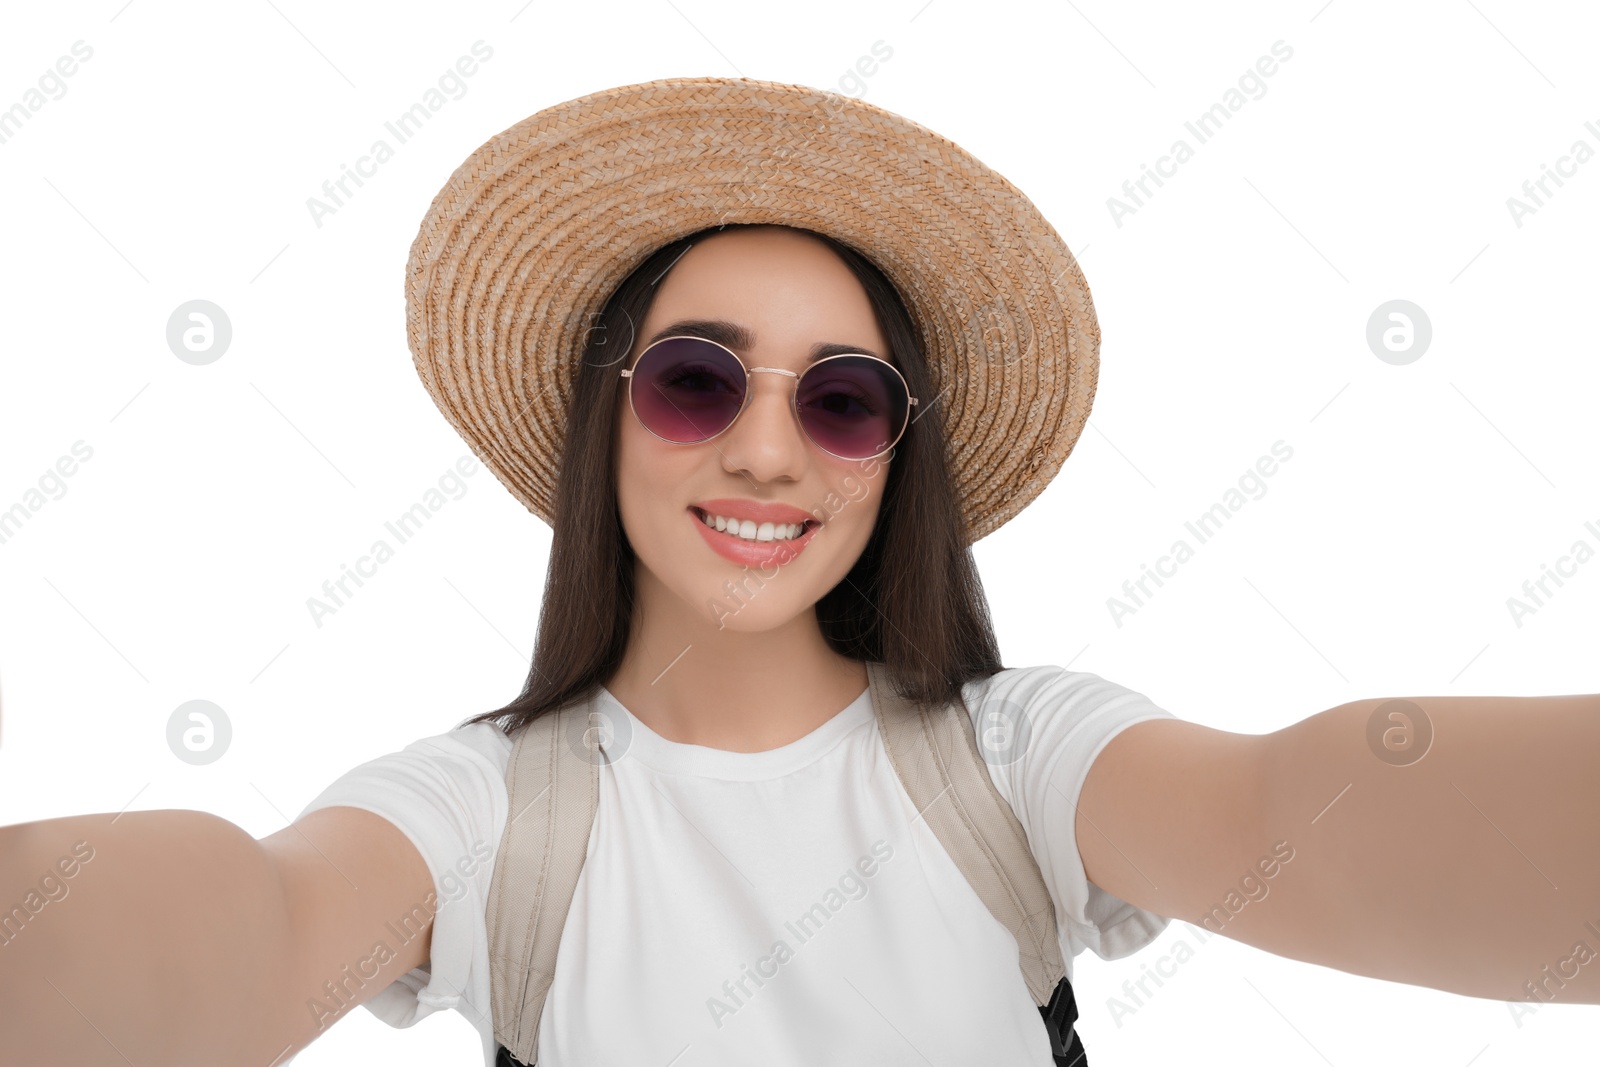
[605,563,869,753]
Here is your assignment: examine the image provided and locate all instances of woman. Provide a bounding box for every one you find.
[1,77,1596,1067]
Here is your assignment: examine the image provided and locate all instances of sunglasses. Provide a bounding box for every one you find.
[619,335,917,461]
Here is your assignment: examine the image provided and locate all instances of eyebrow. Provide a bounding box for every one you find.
[643,319,886,363]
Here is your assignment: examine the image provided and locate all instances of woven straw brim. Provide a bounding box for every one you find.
[404,75,1099,544]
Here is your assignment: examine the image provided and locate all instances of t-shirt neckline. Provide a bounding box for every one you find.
[596,683,874,780]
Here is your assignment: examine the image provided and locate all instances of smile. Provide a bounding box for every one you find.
[688,507,822,567]
[694,508,811,542]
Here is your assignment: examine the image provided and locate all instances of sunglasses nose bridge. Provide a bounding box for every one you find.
[745,365,799,383]
[737,364,805,433]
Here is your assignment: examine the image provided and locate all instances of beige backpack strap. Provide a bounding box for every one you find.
[865,659,1066,1005]
[485,694,603,1066]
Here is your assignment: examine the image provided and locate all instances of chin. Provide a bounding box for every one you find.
[693,565,811,632]
[711,589,829,633]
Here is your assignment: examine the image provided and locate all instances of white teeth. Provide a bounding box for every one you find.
[696,510,809,542]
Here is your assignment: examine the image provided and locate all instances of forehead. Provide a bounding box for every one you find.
[637,228,888,365]
[648,227,876,322]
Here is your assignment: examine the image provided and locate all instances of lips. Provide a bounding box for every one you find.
[688,506,821,567]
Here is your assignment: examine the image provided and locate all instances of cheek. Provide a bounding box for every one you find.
[816,465,887,546]
[614,415,701,538]
[616,424,664,521]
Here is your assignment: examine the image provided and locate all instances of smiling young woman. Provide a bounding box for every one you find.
[2,76,1596,1067]
[462,222,997,754]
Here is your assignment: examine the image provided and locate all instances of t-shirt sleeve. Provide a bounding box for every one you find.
[294,720,512,1032]
[963,665,1178,962]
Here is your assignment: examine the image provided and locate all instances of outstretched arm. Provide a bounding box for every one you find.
[1075,692,1600,1005]
[0,805,435,1064]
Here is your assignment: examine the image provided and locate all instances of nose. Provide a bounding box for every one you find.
[717,367,808,484]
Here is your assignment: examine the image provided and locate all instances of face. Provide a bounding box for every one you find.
[614,226,895,632]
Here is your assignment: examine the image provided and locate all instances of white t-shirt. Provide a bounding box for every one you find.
[296,664,1176,1066]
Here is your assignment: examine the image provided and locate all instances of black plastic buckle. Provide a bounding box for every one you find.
[1038,974,1088,1066]
[495,1043,533,1067]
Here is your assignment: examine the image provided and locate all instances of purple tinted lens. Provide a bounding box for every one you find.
[795,356,910,459]
[629,338,747,442]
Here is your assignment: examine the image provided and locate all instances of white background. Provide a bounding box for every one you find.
[2,0,1597,1063]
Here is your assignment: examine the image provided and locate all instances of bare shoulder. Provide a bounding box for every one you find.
[1074,716,1272,922]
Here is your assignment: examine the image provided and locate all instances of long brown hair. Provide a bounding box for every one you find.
[461,224,1003,735]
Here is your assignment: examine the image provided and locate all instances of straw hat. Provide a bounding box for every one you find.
[404,75,1099,544]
